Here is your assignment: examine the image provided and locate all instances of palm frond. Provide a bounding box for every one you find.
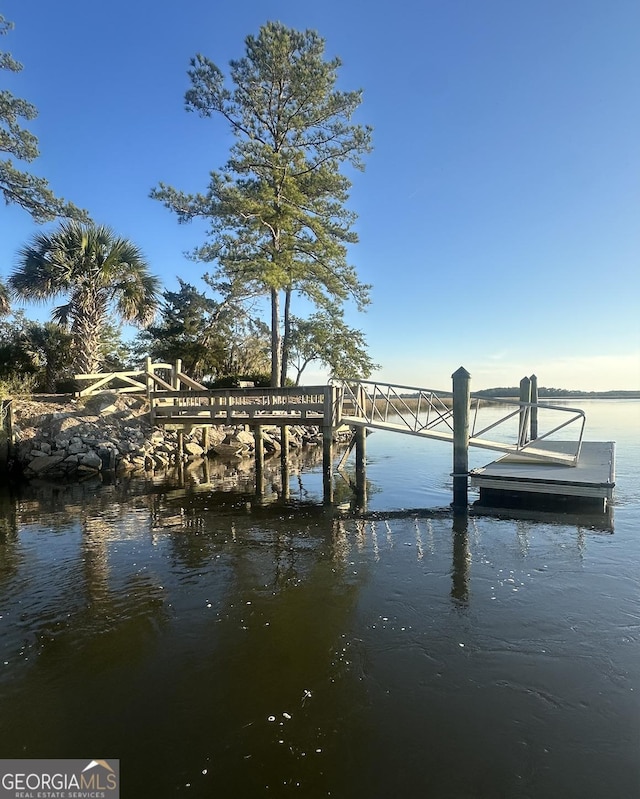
[52,302,73,327]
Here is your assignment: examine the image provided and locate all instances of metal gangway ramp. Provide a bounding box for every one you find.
[335,380,586,466]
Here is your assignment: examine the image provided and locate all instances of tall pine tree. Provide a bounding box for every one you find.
[152,22,373,386]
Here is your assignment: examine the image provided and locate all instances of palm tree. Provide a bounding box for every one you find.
[10,222,160,374]
[0,280,10,315]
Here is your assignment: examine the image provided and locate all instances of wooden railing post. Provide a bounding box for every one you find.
[145,357,155,425]
[452,367,470,509]
[173,359,182,390]
[145,357,152,399]
[530,374,538,441]
[171,358,182,412]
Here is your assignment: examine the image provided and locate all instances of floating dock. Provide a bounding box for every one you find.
[470,441,615,512]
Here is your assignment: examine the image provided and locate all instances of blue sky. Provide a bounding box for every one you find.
[1,0,639,390]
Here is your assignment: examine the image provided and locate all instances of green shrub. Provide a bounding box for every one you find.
[0,372,38,400]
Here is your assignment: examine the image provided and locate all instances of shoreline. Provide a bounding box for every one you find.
[1,392,336,482]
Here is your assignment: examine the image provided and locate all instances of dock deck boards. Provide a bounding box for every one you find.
[470,441,616,504]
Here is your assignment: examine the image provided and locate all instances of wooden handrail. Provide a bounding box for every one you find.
[74,361,206,397]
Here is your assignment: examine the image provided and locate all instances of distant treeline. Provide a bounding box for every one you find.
[474,387,640,399]
[391,388,639,405]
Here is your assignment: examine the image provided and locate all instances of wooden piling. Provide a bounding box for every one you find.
[355,425,367,506]
[280,425,290,500]
[6,399,13,452]
[519,376,531,446]
[355,425,366,475]
[452,367,471,508]
[530,374,538,441]
[0,399,13,468]
[254,424,265,496]
[322,386,335,504]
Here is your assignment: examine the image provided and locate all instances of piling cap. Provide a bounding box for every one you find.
[451,366,471,379]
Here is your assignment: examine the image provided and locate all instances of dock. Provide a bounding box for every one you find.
[470,441,615,512]
[67,361,616,512]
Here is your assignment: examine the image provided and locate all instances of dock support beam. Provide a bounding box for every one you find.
[355,425,367,506]
[323,431,333,504]
[280,425,290,500]
[452,367,471,509]
[254,425,265,496]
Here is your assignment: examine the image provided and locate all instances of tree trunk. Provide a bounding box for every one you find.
[270,287,281,387]
[45,363,56,394]
[72,310,103,375]
[280,287,292,387]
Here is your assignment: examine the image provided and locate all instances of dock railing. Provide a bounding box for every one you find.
[150,384,333,426]
[73,361,586,466]
[468,395,586,463]
[335,379,586,466]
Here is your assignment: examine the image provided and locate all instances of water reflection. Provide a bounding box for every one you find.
[1,440,638,797]
[0,488,19,581]
[451,511,471,605]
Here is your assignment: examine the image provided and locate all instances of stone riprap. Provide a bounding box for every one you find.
[10,393,326,480]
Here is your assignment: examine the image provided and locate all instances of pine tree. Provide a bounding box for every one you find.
[0,14,87,222]
[152,22,373,386]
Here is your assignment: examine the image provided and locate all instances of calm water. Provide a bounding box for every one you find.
[0,399,638,798]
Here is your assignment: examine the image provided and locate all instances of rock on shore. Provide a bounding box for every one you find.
[9,392,326,480]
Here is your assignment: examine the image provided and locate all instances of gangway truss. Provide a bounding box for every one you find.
[335,380,585,466]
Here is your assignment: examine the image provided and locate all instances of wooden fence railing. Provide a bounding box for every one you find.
[74,358,206,397]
